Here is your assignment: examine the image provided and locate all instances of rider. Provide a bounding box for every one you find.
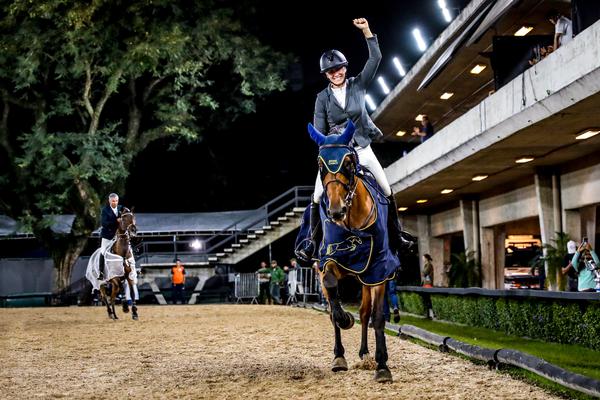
[296,17,405,262]
[99,193,124,280]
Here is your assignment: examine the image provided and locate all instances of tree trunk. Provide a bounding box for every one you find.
[52,234,89,295]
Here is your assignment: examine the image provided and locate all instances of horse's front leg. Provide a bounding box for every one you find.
[125,278,139,321]
[321,265,353,372]
[372,283,392,382]
[359,286,372,360]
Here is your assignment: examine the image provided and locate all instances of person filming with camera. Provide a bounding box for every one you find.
[565,238,600,292]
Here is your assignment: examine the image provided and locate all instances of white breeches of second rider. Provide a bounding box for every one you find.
[313,144,391,203]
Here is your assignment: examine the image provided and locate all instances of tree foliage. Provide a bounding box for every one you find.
[0,0,289,291]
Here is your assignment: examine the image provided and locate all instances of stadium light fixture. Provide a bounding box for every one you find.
[398,207,408,212]
[470,64,486,74]
[190,239,203,250]
[415,114,424,121]
[515,156,534,164]
[576,129,600,140]
[472,175,488,181]
[440,92,454,100]
[395,130,406,137]
[377,76,390,95]
[392,57,406,77]
[412,28,427,52]
[365,94,376,111]
[441,189,454,194]
[514,26,533,36]
[442,8,452,22]
[416,199,428,204]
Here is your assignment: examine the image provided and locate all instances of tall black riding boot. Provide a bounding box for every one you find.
[386,194,416,256]
[295,201,321,262]
[98,254,105,280]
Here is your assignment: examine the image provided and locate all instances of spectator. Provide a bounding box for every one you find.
[313,261,327,307]
[422,254,434,288]
[566,240,599,292]
[256,261,271,304]
[269,260,285,305]
[171,258,186,304]
[281,265,290,304]
[383,277,400,323]
[561,240,579,292]
[547,9,573,50]
[411,115,434,143]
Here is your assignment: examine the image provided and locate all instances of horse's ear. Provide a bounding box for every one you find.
[340,119,355,145]
[308,123,326,146]
[130,206,135,214]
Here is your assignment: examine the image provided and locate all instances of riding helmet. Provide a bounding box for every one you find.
[319,50,348,73]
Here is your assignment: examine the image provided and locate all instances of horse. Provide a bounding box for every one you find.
[99,208,139,320]
[301,120,400,383]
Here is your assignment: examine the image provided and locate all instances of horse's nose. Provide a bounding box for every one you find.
[330,206,347,221]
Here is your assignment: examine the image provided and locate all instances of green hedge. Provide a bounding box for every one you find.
[425,294,600,351]
[399,292,427,316]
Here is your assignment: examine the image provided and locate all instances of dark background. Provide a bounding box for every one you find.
[126,0,471,212]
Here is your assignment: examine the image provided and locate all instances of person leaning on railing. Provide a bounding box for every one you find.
[565,240,599,292]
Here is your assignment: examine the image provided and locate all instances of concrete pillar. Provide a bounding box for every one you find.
[460,200,480,259]
[480,226,506,289]
[580,205,597,248]
[535,173,558,289]
[552,174,562,234]
[563,210,581,242]
[417,214,444,286]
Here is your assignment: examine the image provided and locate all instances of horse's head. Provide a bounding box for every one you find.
[119,207,137,237]
[308,120,358,223]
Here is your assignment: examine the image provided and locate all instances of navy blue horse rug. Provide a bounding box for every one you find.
[296,173,399,286]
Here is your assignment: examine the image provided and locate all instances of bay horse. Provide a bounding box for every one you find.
[99,208,139,320]
[305,120,399,383]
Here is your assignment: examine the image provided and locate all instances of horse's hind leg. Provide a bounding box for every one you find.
[99,284,113,319]
[359,286,372,360]
[110,281,119,320]
[372,284,392,382]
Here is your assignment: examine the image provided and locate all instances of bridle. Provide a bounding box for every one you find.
[319,144,374,230]
[118,211,136,239]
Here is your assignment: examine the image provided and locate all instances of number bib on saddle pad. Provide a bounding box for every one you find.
[296,172,400,285]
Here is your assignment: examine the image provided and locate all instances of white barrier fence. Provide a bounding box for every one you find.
[234,267,322,305]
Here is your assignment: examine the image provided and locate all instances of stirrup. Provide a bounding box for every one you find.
[295,238,316,262]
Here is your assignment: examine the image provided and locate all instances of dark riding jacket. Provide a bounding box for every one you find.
[101,205,123,240]
[314,35,383,148]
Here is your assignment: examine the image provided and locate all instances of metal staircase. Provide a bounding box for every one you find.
[136,186,313,267]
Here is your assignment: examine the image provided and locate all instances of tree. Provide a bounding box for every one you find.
[0,0,289,293]
[530,232,570,291]
[449,250,480,288]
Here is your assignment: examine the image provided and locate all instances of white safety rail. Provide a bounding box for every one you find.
[234,273,259,304]
[293,267,322,304]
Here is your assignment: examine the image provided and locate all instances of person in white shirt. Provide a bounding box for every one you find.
[547,9,573,50]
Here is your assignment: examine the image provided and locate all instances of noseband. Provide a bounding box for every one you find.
[118,212,136,238]
[319,144,359,211]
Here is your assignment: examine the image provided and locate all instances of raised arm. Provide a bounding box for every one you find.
[354,18,382,87]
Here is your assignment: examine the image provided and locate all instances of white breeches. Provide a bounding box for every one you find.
[313,145,391,203]
[100,238,113,255]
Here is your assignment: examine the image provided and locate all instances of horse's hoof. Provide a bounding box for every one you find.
[132,314,138,321]
[393,308,400,323]
[332,357,348,372]
[374,368,393,383]
[122,304,130,313]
